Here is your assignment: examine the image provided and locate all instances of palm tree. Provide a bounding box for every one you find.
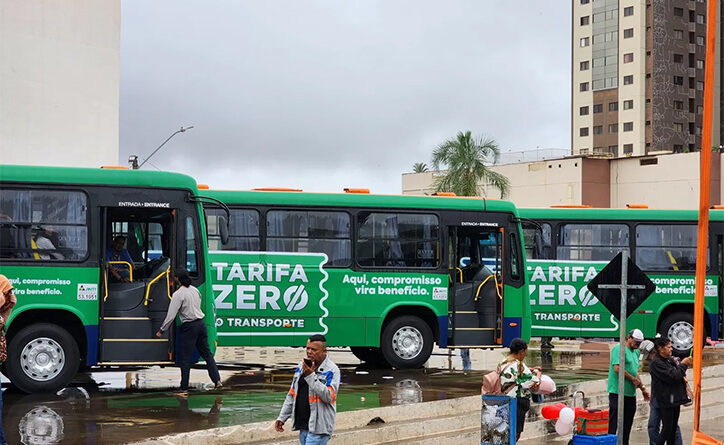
[431,131,510,198]
[412,162,429,173]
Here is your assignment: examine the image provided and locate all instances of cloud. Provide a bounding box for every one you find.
[120,1,571,192]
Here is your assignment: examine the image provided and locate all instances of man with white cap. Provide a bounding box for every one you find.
[608,328,650,445]
[641,339,683,445]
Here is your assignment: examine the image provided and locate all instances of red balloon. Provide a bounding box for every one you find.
[556,403,567,409]
[541,404,563,420]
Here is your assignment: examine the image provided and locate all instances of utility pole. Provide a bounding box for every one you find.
[131,126,194,169]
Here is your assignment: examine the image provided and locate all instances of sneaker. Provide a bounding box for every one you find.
[214,381,223,390]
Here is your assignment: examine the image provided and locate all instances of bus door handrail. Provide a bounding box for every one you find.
[107,261,133,282]
[475,274,502,301]
[144,266,171,306]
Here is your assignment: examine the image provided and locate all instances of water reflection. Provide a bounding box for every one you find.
[2,345,720,444]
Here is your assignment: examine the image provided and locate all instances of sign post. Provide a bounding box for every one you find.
[587,250,655,445]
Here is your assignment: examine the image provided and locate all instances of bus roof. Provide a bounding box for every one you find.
[205,189,519,213]
[0,164,199,191]
[519,207,724,222]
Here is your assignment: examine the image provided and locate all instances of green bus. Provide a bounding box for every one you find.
[519,206,724,355]
[202,188,531,368]
[0,165,222,392]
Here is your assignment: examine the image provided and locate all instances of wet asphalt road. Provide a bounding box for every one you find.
[3,343,719,445]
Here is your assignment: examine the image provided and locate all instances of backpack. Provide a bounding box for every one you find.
[482,359,514,395]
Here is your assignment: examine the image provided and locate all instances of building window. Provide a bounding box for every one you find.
[674,123,684,132]
[673,54,683,63]
[581,0,589,4]
[697,14,705,24]
[697,36,705,46]
[580,148,590,154]
[674,7,683,16]
[609,123,618,133]
[674,29,684,39]
[673,100,683,110]
[580,82,589,92]
[581,16,590,26]
[593,125,603,135]
[623,100,633,110]
[580,37,590,47]
[624,6,634,16]
[609,145,618,155]
[697,81,704,91]
[609,102,618,112]
[624,144,634,154]
[624,53,634,63]
[697,105,704,114]
[696,126,702,136]
[593,104,603,114]
[673,76,684,85]
[580,60,590,70]
[623,75,633,85]
[580,106,589,116]
[623,122,633,132]
[697,59,704,69]
[580,127,589,137]
[623,28,634,38]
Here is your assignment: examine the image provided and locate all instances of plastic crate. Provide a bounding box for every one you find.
[575,409,609,436]
[481,395,516,445]
[572,434,617,445]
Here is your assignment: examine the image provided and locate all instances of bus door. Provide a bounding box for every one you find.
[447,227,502,347]
[98,207,176,365]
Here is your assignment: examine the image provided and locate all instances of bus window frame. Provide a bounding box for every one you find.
[265,207,353,268]
[0,185,91,264]
[633,221,709,273]
[354,209,441,271]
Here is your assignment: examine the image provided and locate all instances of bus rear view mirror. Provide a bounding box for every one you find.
[218,215,229,245]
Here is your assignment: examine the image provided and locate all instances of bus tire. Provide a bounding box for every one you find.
[380,316,433,369]
[659,312,701,357]
[6,324,80,394]
[350,347,389,366]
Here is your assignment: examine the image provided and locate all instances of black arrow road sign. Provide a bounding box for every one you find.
[586,252,657,320]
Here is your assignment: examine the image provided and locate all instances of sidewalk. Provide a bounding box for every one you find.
[629,415,724,445]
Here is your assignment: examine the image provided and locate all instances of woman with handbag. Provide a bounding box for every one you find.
[499,338,541,443]
[649,337,693,445]
[0,275,17,445]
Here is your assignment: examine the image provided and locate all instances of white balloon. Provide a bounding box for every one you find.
[558,407,575,424]
[555,418,572,435]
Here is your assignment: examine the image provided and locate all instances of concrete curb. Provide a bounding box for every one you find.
[134,363,724,445]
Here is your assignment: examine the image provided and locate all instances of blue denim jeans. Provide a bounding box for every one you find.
[299,430,331,445]
[648,398,682,445]
[460,348,471,371]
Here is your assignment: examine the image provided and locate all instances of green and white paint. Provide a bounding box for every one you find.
[209,251,449,347]
[528,259,718,338]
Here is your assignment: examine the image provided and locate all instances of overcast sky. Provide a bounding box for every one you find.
[119,1,571,193]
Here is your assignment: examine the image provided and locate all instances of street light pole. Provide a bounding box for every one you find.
[134,126,194,169]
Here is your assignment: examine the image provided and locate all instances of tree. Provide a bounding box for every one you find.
[431,131,510,198]
[412,162,429,173]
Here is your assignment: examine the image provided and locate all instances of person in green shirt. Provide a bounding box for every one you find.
[608,329,650,445]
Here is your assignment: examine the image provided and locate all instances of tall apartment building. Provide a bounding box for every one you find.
[571,0,720,157]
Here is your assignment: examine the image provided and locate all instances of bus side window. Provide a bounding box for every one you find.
[186,216,198,274]
[636,224,700,271]
[508,232,521,282]
[206,208,260,251]
[0,188,87,261]
[522,222,551,260]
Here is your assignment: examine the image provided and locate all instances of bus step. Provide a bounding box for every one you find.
[101,317,154,339]
[100,339,170,362]
[448,328,496,346]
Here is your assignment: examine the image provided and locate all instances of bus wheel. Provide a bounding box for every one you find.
[660,313,698,357]
[6,324,80,394]
[350,347,389,366]
[380,316,433,369]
